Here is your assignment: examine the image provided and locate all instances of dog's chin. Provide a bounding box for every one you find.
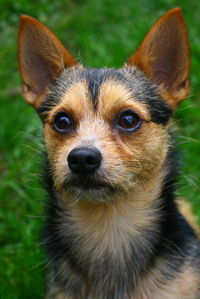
[63,176,117,202]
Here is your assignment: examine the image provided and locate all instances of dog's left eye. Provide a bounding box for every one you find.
[53,112,74,134]
[116,110,141,132]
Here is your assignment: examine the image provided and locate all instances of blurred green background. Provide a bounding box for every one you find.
[0,0,200,297]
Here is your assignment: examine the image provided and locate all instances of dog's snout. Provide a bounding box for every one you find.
[68,147,102,175]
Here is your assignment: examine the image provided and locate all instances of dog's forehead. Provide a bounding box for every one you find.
[40,67,173,125]
[58,66,156,107]
[58,67,145,111]
[60,68,129,110]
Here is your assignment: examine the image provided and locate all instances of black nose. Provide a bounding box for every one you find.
[67,147,102,175]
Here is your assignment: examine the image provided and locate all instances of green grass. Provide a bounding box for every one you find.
[0,0,200,297]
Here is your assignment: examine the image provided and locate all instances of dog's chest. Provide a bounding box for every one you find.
[47,204,200,299]
[49,204,153,298]
[132,259,199,299]
[51,264,199,299]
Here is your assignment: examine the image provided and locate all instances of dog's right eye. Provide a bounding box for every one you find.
[53,112,74,134]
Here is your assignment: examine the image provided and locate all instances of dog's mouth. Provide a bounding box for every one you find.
[64,175,116,195]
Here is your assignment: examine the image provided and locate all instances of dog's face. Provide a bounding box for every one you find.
[41,67,171,201]
[18,9,190,202]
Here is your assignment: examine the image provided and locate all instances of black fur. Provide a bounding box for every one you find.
[154,150,196,277]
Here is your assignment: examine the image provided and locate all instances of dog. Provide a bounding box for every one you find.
[18,7,200,299]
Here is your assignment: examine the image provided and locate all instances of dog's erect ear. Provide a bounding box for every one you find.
[18,15,78,108]
[127,8,190,107]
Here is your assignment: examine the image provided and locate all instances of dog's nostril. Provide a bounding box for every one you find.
[69,156,78,166]
[86,155,97,165]
[68,147,102,175]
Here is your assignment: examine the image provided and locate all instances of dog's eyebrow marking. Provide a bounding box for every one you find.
[85,67,173,124]
[118,67,173,125]
[37,68,126,118]
[37,67,173,125]
[85,69,127,110]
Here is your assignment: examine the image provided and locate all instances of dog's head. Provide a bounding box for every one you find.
[18,8,190,202]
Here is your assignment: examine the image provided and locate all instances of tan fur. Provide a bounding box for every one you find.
[133,260,199,299]
[177,199,200,236]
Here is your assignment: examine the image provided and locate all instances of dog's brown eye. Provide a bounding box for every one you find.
[53,112,74,134]
[116,110,141,132]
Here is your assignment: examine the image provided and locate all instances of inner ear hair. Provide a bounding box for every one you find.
[18,15,79,108]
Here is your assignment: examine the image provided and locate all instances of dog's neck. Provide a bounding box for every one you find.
[63,168,164,258]
[43,156,194,297]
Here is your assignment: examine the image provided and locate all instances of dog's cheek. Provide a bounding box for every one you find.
[109,124,169,186]
[132,124,169,178]
[43,125,75,186]
[44,127,60,161]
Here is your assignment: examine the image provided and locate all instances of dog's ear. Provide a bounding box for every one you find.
[127,8,190,107]
[18,15,79,108]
